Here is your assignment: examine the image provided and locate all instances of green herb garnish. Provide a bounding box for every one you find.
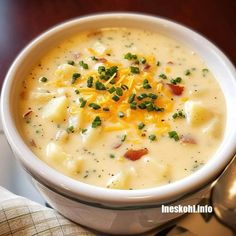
[118,111,125,118]
[95,81,106,90]
[130,66,140,74]
[168,131,180,141]
[149,134,156,141]
[159,73,167,79]
[128,93,136,103]
[138,122,145,130]
[67,60,75,65]
[66,126,74,133]
[79,60,89,69]
[112,95,120,101]
[116,87,123,96]
[39,76,48,83]
[87,76,93,88]
[92,116,102,128]
[170,77,182,84]
[124,52,137,60]
[72,73,81,84]
[79,98,87,108]
[89,103,101,110]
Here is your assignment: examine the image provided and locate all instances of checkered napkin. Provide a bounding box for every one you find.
[0,187,96,236]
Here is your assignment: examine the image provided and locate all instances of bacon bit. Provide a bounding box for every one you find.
[23,110,32,118]
[29,139,37,148]
[98,58,107,63]
[143,64,151,71]
[167,83,184,96]
[124,148,148,161]
[181,135,197,144]
[112,141,122,149]
[167,61,174,65]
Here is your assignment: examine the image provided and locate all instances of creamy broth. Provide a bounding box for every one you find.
[18,28,225,189]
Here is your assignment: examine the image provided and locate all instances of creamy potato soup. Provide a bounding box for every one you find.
[18,28,225,189]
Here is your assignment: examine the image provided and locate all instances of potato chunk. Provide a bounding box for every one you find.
[81,125,102,147]
[55,64,78,80]
[46,142,68,163]
[64,157,84,174]
[203,117,222,138]
[141,157,170,182]
[42,96,68,122]
[184,101,213,126]
[106,171,129,190]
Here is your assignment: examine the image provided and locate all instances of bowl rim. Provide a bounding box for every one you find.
[1,12,236,206]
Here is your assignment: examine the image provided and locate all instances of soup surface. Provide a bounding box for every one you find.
[18,28,225,189]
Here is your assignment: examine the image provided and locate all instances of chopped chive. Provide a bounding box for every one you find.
[103,107,110,111]
[66,126,74,133]
[139,57,146,64]
[89,103,101,110]
[128,93,136,103]
[155,106,164,112]
[202,68,209,77]
[108,86,116,93]
[92,116,102,128]
[168,131,180,141]
[185,69,191,76]
[149,134,156,141]
[121,84,129,90]
[121,134,127,142]
[146,102,154,112]
[159,73,167,79]
[116,87,123,96]
[79,60,89,69]
[138,103,146,109]
[81,128,87,134]
[137,93,148,100]
[124,52,137,60]
[148,93,158,99]
[138,122,145,130]
[95,81,106,90]
[112,95,120,101]
[143,79,152,89]
[72,73,81,84]
[170,77,182,84]
[106,66,118,76]
[98,66,106,74]
[91,56,98,61]
[79,98,87,108]
[74,89,80,94]
[130,66,140,74]
[87,76,93,88]
[156,61,161,66]
[67,60,75,65]
[118,111,125,118]
[130,103,137,110]
[172,110,185,119]
[110,154,115,158]
[39,76,48,83]
[143,83,152,89]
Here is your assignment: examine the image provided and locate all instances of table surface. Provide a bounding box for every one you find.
[0,0,235,89]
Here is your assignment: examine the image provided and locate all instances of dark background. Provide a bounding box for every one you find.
[0,0,235,89]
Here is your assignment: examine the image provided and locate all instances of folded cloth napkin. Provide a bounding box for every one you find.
[0,187,96,236]
[0,187,233,236]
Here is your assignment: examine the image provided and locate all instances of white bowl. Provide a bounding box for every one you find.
[1,13,236,235]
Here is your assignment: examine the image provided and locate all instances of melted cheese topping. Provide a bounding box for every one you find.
[18,28,226,189]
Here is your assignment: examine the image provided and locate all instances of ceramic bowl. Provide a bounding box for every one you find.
[1,13,236,235]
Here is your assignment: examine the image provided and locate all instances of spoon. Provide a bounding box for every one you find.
[211,155,236,232]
